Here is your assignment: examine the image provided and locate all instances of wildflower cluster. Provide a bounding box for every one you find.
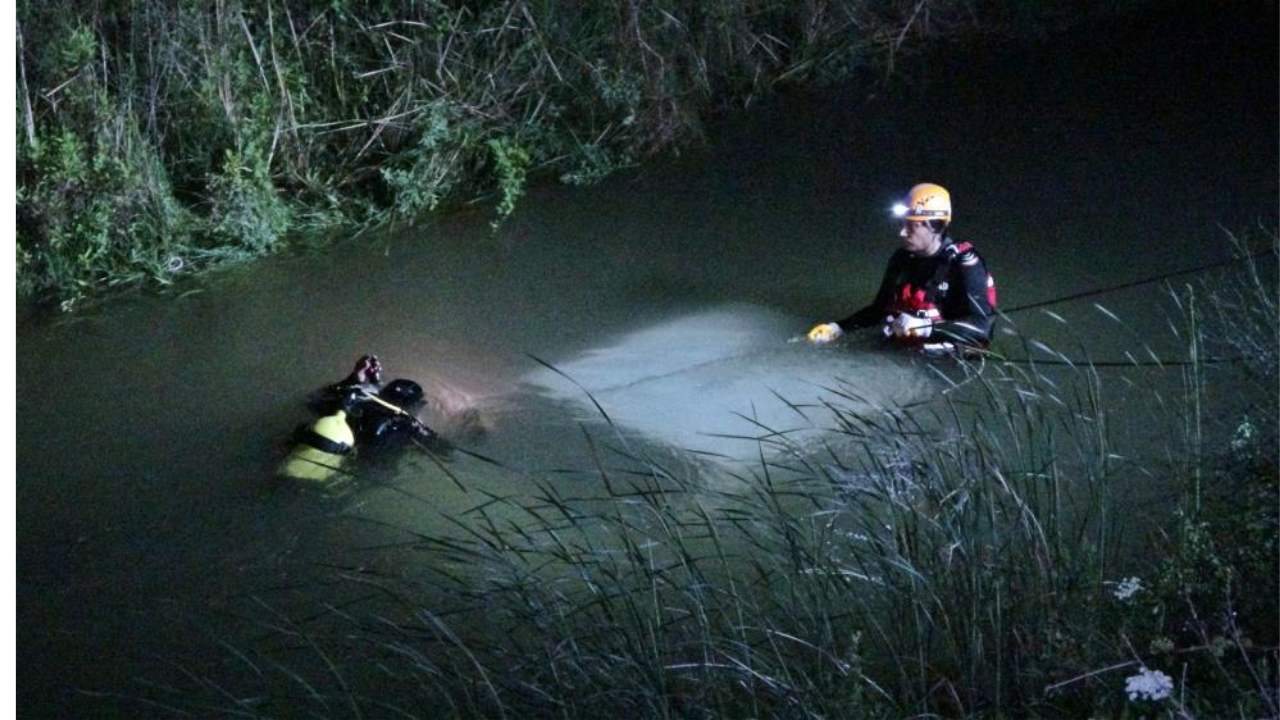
[1112,576,1143,601]
[1125,667,1174,702]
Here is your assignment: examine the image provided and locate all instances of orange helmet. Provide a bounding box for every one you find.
[892,183,952,223]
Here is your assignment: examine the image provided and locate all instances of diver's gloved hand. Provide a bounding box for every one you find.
[807,322,843,344]
[890,312,933,339]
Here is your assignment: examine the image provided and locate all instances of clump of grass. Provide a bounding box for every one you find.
[1194,228,1278,392]
[17,22,193,311]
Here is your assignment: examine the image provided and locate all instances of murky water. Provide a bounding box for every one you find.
[17,8,1276,717]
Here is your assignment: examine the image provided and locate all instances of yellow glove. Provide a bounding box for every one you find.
[807,322,843,343]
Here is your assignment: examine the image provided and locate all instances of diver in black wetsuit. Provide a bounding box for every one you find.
[313,355,437,450]
[807,183,996,354]
[281,356,441,482]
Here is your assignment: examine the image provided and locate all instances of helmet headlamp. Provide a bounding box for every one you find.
[892,183,952,223]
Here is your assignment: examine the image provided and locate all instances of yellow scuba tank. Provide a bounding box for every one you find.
[278,409,356,482]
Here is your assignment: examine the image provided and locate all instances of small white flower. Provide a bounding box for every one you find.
[1231,418,1257,451]
[1113,576,1143,601]
[1125,666,1173,702]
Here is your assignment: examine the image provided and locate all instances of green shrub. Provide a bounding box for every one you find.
[203,142,290,256]
[487,136,530,228]
[17,19,193,309]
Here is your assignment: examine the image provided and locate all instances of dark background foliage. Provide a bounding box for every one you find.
[17,0,1137,309]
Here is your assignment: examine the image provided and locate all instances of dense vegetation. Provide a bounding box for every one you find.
[18,0,1113,310]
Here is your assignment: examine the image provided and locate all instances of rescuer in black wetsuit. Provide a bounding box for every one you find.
[806,183,996,354]
[305,355,437,454]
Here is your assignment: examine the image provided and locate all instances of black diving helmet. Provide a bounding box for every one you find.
[379,379,425,410]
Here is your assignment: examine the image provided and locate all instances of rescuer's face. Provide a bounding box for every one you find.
[899,221,942,257]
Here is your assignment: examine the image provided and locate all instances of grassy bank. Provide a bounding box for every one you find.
[117,235,1277,718]
[18,0,1130,310]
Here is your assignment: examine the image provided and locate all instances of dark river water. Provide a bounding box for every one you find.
[17,7,1276,717]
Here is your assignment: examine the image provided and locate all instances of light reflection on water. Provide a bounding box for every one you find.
[522,303,934,467]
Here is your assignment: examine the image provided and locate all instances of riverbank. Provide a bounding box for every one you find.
[18,0,1152,311]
